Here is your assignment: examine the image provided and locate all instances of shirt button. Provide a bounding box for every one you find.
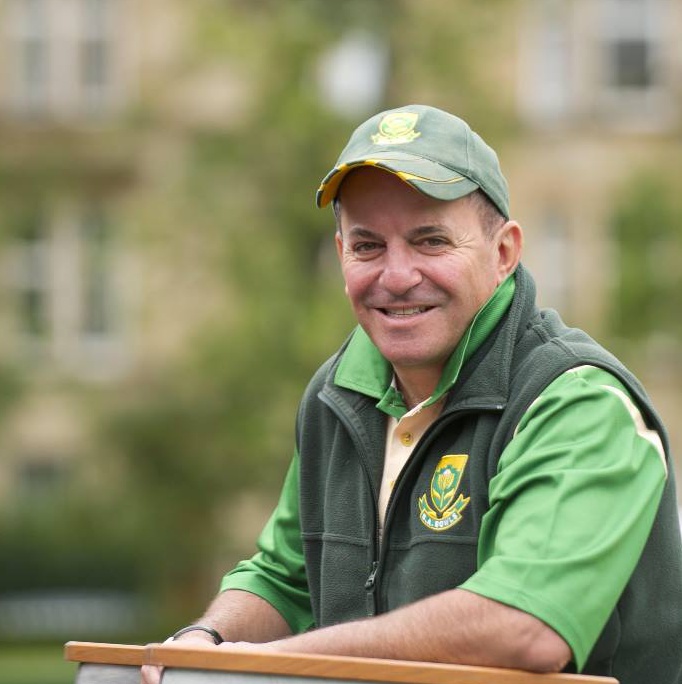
[400,432,413,446]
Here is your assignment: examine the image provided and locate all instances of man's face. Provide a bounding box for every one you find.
[336,167,516,390]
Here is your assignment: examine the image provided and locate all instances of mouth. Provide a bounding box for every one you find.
[379,305,434,318]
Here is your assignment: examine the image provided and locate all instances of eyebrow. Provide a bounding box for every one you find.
[346,226,382,240]
[346,225,449,240]
[408,225,449,238]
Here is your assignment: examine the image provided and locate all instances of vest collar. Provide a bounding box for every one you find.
[334,271,518,418]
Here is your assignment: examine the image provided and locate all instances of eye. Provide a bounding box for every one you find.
[417,236,450,251]
[351,241,383,258]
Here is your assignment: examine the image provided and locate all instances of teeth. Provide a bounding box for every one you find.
[387,307,427,316]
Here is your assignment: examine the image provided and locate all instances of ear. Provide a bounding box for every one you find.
[334,231,350,297]
[495,220,523,284]
[335,230,344,261]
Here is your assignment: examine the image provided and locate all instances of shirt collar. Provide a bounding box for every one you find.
[334,273,516,419]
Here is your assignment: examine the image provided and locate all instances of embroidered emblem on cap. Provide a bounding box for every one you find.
[418,454,470,531]
[371,112,421,145]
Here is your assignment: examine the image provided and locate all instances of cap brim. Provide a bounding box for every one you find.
[316,152,479,207]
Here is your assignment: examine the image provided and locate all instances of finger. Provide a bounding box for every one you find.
[140,664,163,684]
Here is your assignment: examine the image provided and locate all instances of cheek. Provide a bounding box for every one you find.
[344,280,367,309]
[435,257,494,303]
[342,264,374,298]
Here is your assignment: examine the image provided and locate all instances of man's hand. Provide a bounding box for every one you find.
[140,633,216,684]
[140,589,292,684]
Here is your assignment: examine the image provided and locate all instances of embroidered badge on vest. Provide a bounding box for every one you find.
[371,112,421,145]
[418,454,470,531]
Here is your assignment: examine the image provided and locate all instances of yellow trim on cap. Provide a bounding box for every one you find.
[317,160,467,207]
[395,170,466,185]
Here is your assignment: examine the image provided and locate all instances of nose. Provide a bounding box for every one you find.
[378,246,422,295]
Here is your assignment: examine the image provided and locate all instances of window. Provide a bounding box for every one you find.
[596,0,671,128]
[599,0,659,89]
[518,0,573,126]
[9,0,50,118]
[6,200,128,377]
[518,0,675,130]
[81,206,115,337]
[17,457,70,500]
[610,39,653,88]
[3,0,126,121]
[80,0,115,116]
[14,210,51,338]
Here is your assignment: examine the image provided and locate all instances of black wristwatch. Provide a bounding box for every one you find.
[169,624,224,645]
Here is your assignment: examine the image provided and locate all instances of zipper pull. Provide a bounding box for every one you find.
[364,561,379,590]
[365,561,379,616]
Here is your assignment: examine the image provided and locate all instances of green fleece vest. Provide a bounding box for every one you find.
[295,264,682,682]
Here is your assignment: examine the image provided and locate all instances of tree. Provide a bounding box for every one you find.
[609,171,682,345]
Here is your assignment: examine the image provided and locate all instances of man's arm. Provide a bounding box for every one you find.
[251,587,571,673]
[185,588,293,643]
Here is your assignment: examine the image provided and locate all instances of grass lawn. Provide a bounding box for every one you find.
[0,644,78,684]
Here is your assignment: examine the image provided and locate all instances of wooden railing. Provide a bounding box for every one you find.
[64,642,618,684]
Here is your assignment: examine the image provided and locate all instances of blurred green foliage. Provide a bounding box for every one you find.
[0,501,140,592]
[0,645,76,684]
[609,171,682,343]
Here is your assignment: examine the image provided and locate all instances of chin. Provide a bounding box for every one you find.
[384,353,443,371]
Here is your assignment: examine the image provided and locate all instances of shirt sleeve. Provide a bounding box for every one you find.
[220,449,314,634]
[460,365,667,670]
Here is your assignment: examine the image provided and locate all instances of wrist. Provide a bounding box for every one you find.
[168,624,224,645]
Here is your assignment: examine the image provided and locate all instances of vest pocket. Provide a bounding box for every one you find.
[380,537,479,612]
[302,532,374,628]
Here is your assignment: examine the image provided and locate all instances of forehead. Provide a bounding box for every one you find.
[337,166,481,231]
[338,166,425,205]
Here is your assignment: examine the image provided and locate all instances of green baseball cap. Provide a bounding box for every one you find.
[316,104,509,218]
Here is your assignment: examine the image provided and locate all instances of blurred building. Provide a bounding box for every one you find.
[0,0,234,504]
[0,0,235,638]
[0,0,680,637]
[515,0,681,321]
[0,0,129,503]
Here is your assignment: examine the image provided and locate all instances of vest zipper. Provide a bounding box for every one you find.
[365,561,379,589]
[365,560,379,616]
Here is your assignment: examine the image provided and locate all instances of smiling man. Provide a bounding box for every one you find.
[144,105,682,684]
[333,166,521,408]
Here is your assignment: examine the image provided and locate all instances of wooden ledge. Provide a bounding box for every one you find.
[65,642,146,666]
[65,641,618,684]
